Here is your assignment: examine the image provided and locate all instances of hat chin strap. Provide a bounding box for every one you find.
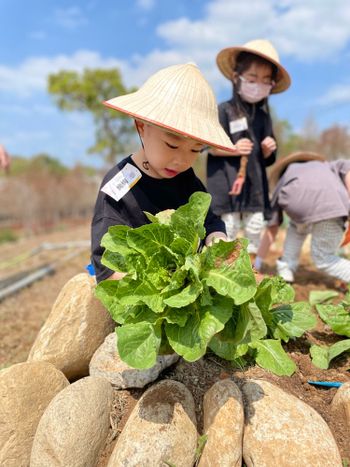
[135,124,150,171]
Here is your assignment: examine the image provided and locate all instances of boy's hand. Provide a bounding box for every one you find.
[205,231,227,246]
[261,137,277,158]
[108,271,127,281]
[236,138,253,156]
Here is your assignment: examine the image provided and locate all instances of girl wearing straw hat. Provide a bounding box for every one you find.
[207,39,290,262]
[91,63,236,283]
[257,152,350,284]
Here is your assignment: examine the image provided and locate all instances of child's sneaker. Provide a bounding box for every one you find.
[276,259,294,283]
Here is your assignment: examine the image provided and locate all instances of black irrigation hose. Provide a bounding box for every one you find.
[0,264,56,302]
[0,265,50,291]
[0,249,88,302]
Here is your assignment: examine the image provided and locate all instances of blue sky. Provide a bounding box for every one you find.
[0,0,349,167]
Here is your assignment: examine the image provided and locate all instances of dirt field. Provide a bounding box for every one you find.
[1,223,349,463]
[0,223,91,367]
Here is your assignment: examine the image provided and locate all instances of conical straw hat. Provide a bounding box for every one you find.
[269,151,326,190]
[104,63,235,152]
[216,39,291,94]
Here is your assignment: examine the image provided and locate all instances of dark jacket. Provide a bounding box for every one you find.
[207,97,276,219]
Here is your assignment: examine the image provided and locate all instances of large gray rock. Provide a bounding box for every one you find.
[0,361,69,467]
[107,379,198,466]
[242,379,342,467]
[332,382,350,425]
[28,273,114,379]
[89,332,179,388]
[198,379,244,467]
[30,376,113,467]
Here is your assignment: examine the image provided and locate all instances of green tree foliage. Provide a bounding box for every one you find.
[30,153,68,177]
[48,69,137,165]
[275,113,350,161]
[6,154,68,177]
[271,109,302,158]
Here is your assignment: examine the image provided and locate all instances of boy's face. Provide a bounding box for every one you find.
[136,122,205,179]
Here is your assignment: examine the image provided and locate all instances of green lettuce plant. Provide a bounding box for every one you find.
[96,192,316,375]
[309,289,350,369]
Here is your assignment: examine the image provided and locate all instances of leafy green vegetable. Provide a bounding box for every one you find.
[249,339,296,376]
[165,295,233,362]
[310,299,350,369]
[309,290,339,306]
[255,276,295,316]
[310,340,350,369]
[116,322,161,369]
[96,192,315,375]
[268,302,317,342]
[316,303,350,337]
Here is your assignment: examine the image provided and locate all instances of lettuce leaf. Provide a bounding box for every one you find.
[316,303,350,337]
[310,339,350,369]
[249,339,296,376]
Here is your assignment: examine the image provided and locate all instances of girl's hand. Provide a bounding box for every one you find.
[229,176,245,195]
[261,137,277,158]
[236,138,253,156]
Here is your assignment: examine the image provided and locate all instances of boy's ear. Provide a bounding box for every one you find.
[134,119,145,135]
[232,71,238,84]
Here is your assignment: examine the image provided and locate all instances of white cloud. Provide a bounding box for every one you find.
[0,48,192,98]
[157,0,350,61]
[155,0,350,78]
[54,6,88,29]
[136,0,156,11]
[0,51,127,96]
[150,0,350,99]
[318,83,350,106]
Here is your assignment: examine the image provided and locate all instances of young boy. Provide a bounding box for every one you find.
[91,63,236,282]
[256,152,350,284]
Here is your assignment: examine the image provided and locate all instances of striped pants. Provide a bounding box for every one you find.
[281,218,350,283]
[221,212,264,254]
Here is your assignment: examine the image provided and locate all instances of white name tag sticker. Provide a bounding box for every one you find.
[229,117,248,134]
[101,163,142,202]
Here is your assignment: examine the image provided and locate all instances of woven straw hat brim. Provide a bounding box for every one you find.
[104,100,234,152]
[103,63,235,152]
[217,45,291,94]
[269,151,327,190]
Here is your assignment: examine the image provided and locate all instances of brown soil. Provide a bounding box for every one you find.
[0,223,91,367]
[1,225,349,464]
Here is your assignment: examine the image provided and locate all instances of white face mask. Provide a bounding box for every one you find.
[238,76,273,103]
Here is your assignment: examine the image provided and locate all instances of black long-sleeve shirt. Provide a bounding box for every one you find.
[91,155,225,282]
[207,97,276,219]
